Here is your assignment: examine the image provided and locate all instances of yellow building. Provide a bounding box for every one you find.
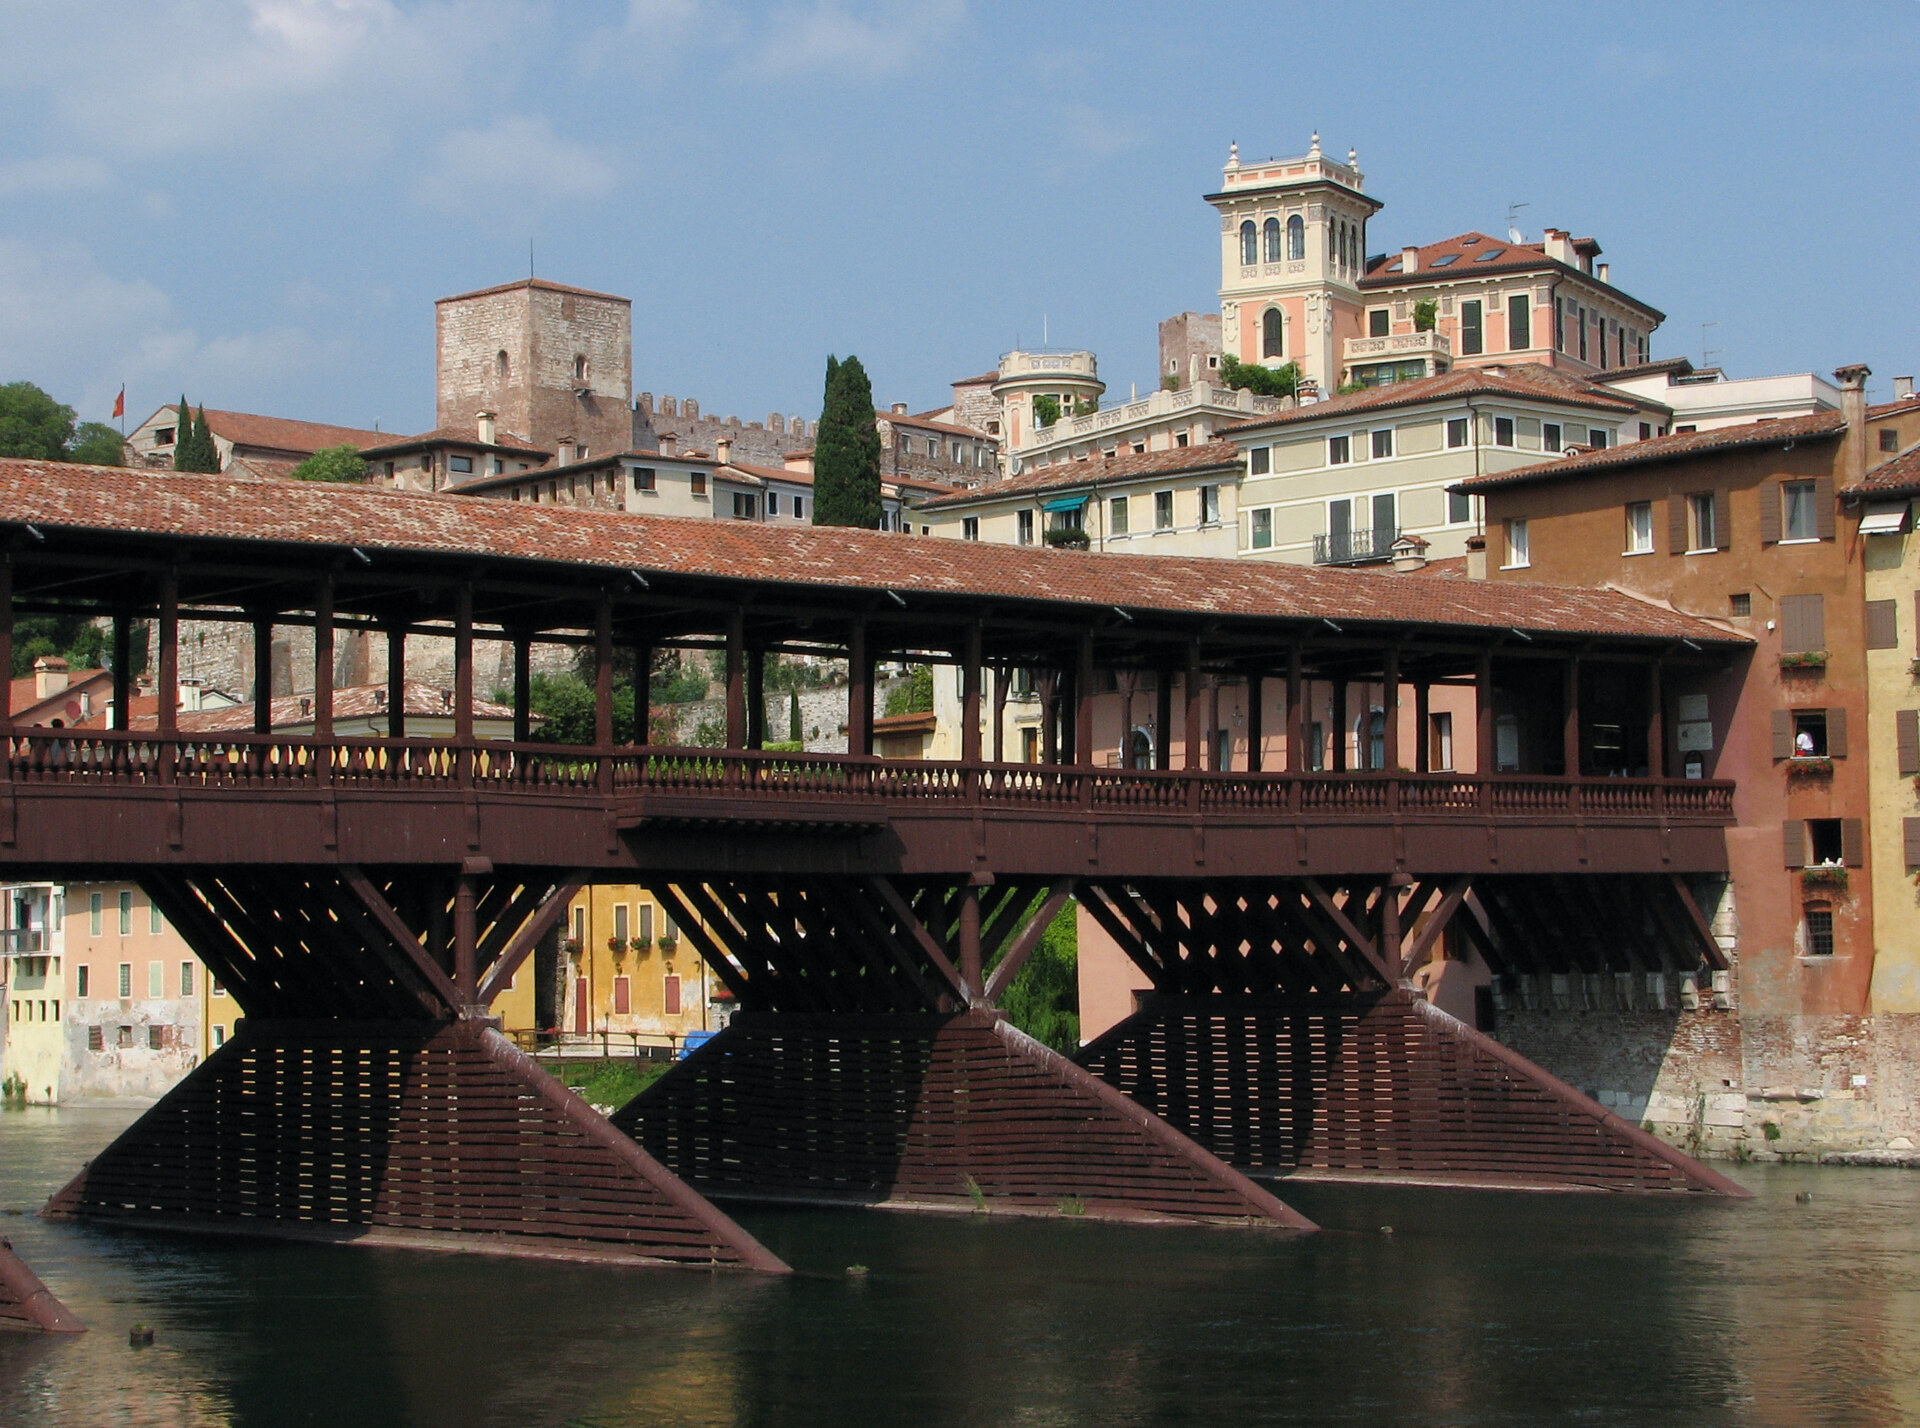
[547,886,716,1049]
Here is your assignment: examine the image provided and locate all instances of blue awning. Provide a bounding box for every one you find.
[1041,495,1087,514]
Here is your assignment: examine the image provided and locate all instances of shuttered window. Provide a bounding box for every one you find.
[1783,819,1806,867]
[1772,709,1794,761]
[1867,599,1899,649]
[1779,594,1825,652]
[1906,817,1920,868]
[612,975,630,1015]
[663,974,682,1016]
[1842,817,1864,867]
[1900,710,1920,776]
[1713,489,1731,550]
[1760,481,1782,544]
[1827,707,1848,758]
[1816,476,1837,540]
[1668,495,1689,555]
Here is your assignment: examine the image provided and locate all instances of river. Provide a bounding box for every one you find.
[2,1106,1917,1426]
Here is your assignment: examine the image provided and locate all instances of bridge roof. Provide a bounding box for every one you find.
[0,460,1743,650]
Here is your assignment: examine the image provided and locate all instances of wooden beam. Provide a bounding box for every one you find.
[646,882,753,1004]
[866,875,971,1004]
[983,881,1077,1004]
[1400,876,1471,978]
[1301,878,1393,984]
[475,876,584,1007]
[1667,873,1730,972]
[341,866,464,1012]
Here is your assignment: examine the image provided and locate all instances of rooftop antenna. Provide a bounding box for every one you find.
[1043,313,1049,348]
[529,239,535,280]
[1505,201,1530,245]
[1700,321,1721,369]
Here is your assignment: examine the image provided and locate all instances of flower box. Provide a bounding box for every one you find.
[1801,865,1849,890]
[561,938,582,957]
[1786,756,1833,776]
[606,936,628,954]
[1779,650,1828,671]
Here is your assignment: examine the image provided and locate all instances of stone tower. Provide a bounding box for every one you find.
[1204,134,1381,396]
[434,278,633,459]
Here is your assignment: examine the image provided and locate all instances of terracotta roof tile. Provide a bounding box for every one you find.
[919,442,1243,510]
[952,371,1001,387]
[0,459,1745,646]
[1360,232,1663,319]
[1844,443,1920,498]
[878,410,993,438]
[1453,411,1845,493]
[362,426,551,458]
[200,409,388,455]
[1221,365,1641,437]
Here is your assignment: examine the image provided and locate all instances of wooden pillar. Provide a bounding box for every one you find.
[112,608,133,733]
[1563,655,1582,778]
[847,617,871,756]
[593,596,614,749]
[1155,665,1173,770]
[1382,646,1401,771]
[746,645,766,750]
[1184,638,1204,773]
[991,663,1007,763]
[1246,672,1263,773]
[156,569,179,738]
[455,583,476,747]
[0,556,10,736]
[1382,878,1406,978]
[632,640,652,746]
[1414,680,1431,772]
[1039,672,1059,764]
[1331,679,1348,772]
[387,618,408,740]
[1076,630,1096,768]
[511,633,532,744]
[313,574,335,740]
[1285,645,1304,773]
[1207,675,1222,770]
[1647,660,1664,778]
[724,609,746,749]
[1476,648,1496,776]
[454,873,478,1008]
[961,622,983,765]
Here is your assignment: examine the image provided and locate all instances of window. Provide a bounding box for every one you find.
[148,962,163,998]
[1428,712,1454,771]
[1504,518,1530,568]
[118,891,132,936]
[1881,429,1901,453]
[690,472,707,496]
[118,963,131,998]
[212,977,226,998]
[1287,214,1305,261]
[150,901,163,935]
[1587,429,1608,450]
[1554,301,1566,352]
[1154,490,1175,530]
[612,975,630,1015]
[1371,429,1394,460]
[117,1025,132,1049]
[76,965,88,997]
[1577,306,1588,362]
[1783,481,1818,540]
[148,1025,164,1051]
[1792,709,1829,757]
[89,892,102,936]
[1688,493,1718,552]
[1446,417,1470,449]
[573,354,587,382]
[1017,510,1034,545]
[793,496,805,520]
[449,455,474,474]
[1250,508,1273,549]
[1174,432,1189,447]
[663,974,682,1017]
[1369,309,1390,337]
[1494,417,1515,447]
[88,1025,103,1052]
[155,427,175,446]
[1262,308,1284,359]
[1460,300,1483,356]
[1249,446,1271,475]
[1328,435,1351,465]
[1263,217,1282,263]
[1731,592,1752,617]
[1448,490,1472,525]
[962,517,980,541]
[1109,496,1129,536]
[1805,907,1835,958]
[212,1025,225,1048]
[1626,501,1654,553]
[1307,721,1325,771]
[1200,485,1221,525]
[766,493,781,517]
[731,493,758,519]
[180,962,193,998]
[1639,422,1653,441]
[1544,422,1562,452]
[1240,221,1257,266]
[1507,295,1530,350]
[1779,593,1826,652]
[576,447,589,461]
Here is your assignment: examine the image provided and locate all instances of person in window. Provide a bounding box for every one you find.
[1794,727,1816,757]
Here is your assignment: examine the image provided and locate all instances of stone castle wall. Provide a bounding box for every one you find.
[635,394,814,466]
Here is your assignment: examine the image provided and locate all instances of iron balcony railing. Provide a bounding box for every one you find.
[1313,527,1400,565]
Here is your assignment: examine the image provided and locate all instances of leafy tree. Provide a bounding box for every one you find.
[0,381,77,459]
[884,665,934,716]
[1031,394,1061,429]
[1071,395,1099,417]
[1000,898,1079,1052]
[1413,298,1438,333]
[290,444,368,484]
[10,612,125,679]
[812,355,882,528]
[68,422,125,466]
[1218,354,1300,400]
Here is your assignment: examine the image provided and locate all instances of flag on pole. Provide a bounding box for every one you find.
[112,386,125,419]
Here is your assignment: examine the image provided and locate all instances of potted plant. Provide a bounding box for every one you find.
[1779,650,1828,671]
[1043,526,1090,550]
[1787,755,1834,776]
[1802,865,1848,890]
[632,935,653,955]
[561,938,582,958]
[607,935,628,955]
[659,930,679,952]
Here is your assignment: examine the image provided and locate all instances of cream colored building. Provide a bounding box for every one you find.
[553,886,716,1047]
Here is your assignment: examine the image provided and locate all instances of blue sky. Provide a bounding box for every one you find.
[3,1,1917,436]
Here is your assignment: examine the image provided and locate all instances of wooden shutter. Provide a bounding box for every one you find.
[1842,817,1864,867]
[1905,817,1920,869]
[1668,493,1689,554]
[1779,593,1825,653]
[1783,819,1806,867]
[1759,481,1781,544]
[1815,475,1836,539]
[1772,708,1794,760]
[1827,706,1848,758]
[612,975,630,1015]
[1713,489,1731,550]
[1867,599,1899,650]
[1899,710,1919,776]
[663,974,682,1016]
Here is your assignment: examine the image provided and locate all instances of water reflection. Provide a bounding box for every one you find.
[3,1107,1919,1426]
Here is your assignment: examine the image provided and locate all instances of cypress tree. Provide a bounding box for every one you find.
[811,355,882,528]
[169,397,193,471]
[190,405,219,471]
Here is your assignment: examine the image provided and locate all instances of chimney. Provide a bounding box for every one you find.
[1597,262,1610,285]
[1836,363,1872,484]
[1465,533,1487,581]
[1897,376,1915,401]
[557,436,576,466]
[1543,228,1573,264]
[1401,245,1418,274]
[476,410,496,447]
[1390,534,1430,573]
[659,433,677,455]
[891,402,908,415]
[33,656,70,700]
[716,436,732,465]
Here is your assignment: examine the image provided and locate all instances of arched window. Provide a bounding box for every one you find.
[1239,221,1257,267]
[495,349,510,383]
[1262,308,1283,359]
[1128,727,1154,770]
[573,354,587,383]
[1334,220,1345,268]
[1263,217,1282,264]
[1286,214,1304,261]
[1363,708,1387,770]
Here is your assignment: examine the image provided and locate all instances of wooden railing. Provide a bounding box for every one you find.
[0,729,1737,824]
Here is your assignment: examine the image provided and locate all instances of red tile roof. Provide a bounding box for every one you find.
[201,409,388,455]
[951,371,1001,387]
[1361,232,1663,318]
[0,459,1745,645]
[918,442,1244,510]
[8,667,113,726]
[1221,365,1643,437]
[1844,444,1920,498]
[437,277,629,306]
[1868,397,1920,421]
[1452,411,1847,493]
[361,427,551,458]
[878,410,993,438]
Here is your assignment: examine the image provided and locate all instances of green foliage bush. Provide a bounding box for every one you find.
[290,444,368,483]
[1031,395,1061,429]
[1218,354,1300,399]
[1001,898,1079,1052]
[884,665,934,716]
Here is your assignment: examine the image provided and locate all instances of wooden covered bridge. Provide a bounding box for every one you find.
[1,460,1749,1274]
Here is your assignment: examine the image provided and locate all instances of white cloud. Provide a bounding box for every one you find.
[0,155,114,197]
[417,115,620,211]
[1062,104,1142,160]
[746,0,966,77]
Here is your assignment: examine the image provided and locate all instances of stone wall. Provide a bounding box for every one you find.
[635,394,814,466]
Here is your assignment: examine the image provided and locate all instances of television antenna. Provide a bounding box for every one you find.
[1700,321,1722,369]
[1505,201,1530,244]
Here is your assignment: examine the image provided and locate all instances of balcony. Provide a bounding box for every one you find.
[1343,330,1452,362]
[1313,527,1400,566]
